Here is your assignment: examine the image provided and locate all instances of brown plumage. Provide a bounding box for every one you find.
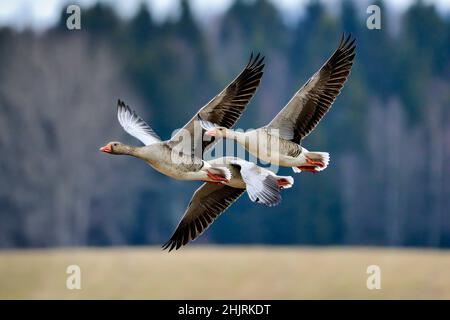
[169,53,265,155]
[162,183,245,251]
[203,34,356,173]
[101,53,265,182]
[266,33,356,144]
[162,157,294,251]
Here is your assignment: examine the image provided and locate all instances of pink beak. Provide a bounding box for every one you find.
[99,144,112,153]
[205,129,217,137]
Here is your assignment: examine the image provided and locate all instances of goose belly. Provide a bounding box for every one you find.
[243,135,306,167]
[276,153,305,167]
[147,159,204,181]
[239,129,282,165]
[244,135,286,165]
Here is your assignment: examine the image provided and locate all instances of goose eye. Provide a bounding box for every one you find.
[113,143,118,146]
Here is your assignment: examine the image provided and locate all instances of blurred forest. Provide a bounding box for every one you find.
[0,0,449,248]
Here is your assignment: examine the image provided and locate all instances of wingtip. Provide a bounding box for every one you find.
[340,32,345,45]
[340,32,356,50]
[254,52,260,63]
[120,100,133,113]
[256,54,265,66]
[246,52,254,68]
[247,51,265,69]
[161,240,175,252]
[267,197,282,207]
[345,32,352,43]
[117,99,129,111]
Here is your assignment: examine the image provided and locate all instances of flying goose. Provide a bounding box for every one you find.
[100,53,265,182]
[162,156,294,251]
[203,34,356,173]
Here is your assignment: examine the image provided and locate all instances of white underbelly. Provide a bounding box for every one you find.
[246,143,300,166]
[245,137,276,163]
[147,160,204,181]
[245,140,305,167]
[276,153,306,167]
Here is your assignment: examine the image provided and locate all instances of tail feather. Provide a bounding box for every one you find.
[275,175,294,189]
[292,151,330,173]
[305,151,330,172]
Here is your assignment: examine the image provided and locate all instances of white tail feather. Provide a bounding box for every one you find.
[275,175,294,189]
[305,151,330,172]
[292,167,302,173]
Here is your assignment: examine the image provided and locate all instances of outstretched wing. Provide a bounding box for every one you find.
[117,99,161,146]
[162,183,244,251]
[231,159,282,207]
[267,33,356,144]
[168,53,265,156]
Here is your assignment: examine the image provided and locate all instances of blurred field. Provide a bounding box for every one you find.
[1,246,450,299]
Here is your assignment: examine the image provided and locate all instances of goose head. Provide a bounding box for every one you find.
[99,141,130,155]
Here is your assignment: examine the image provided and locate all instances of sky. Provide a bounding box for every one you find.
[0,0,449,31]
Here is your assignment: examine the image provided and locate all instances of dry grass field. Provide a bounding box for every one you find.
[0,246,449,299]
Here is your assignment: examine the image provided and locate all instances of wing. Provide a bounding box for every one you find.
[231,160,282,207]
[267,33,356,144]
[117,99,161,146]
[168,53,265,155]
[162,183,244,251]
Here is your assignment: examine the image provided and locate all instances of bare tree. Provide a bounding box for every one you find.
[0,34,156,247]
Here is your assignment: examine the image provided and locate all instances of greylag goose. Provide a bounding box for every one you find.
[100,54,264,182]
[203,34,356,173]
[162,156,294,251]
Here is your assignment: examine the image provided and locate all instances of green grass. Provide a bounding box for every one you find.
[1,246,449,299]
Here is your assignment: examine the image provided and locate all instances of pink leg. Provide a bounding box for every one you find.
[305,157,325,168]
[297,166,319,173]
[206,171,229,183]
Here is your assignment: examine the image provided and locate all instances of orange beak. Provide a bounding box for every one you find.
[205,129,217,137]
[99,144,112,153]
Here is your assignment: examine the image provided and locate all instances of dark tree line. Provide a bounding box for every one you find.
[0,0,449,248]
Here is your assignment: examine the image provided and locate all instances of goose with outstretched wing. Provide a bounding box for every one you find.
[203,34,356,173]
[99,53,265,183]
[162,157,294,251]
